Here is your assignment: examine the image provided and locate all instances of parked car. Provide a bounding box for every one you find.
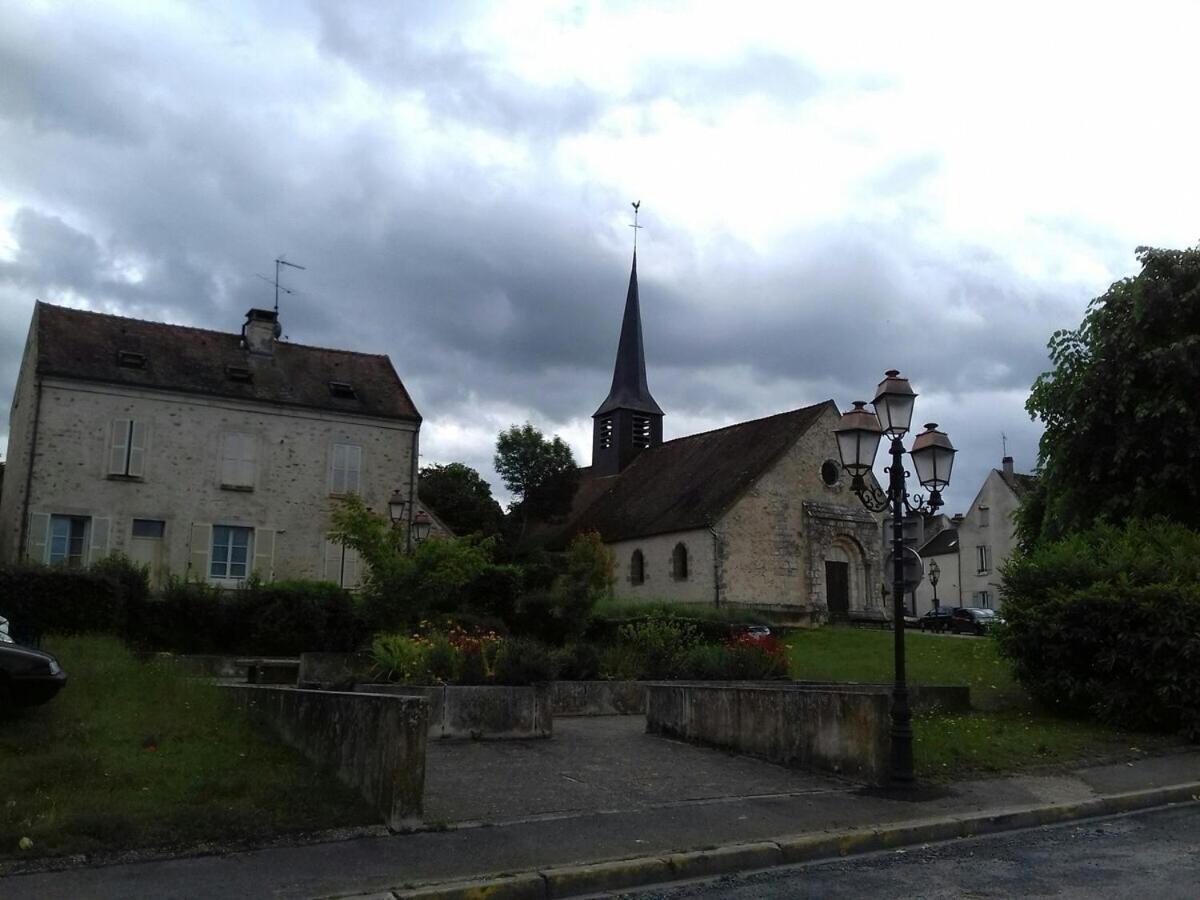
[743,625,772,642]
[0,641,68,710]
[919,607,955,633]
[949,607,1003,636]
[0,616,11,644]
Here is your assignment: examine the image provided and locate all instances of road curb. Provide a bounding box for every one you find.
[386,782,1200,900]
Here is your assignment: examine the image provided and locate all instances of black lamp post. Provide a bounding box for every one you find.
[412,510,433,545]
[834,370,957,787]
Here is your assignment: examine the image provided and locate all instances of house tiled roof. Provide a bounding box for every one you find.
[999,469,1036,498]
[34,303,420,421]
[919,527,959,557]
[548,401,834,545]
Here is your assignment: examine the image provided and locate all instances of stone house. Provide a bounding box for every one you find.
[0,302,421,589]
[539,253,883,625]
[909,456,1034,613]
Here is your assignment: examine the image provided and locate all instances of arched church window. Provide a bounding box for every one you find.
[630,549,645,585]
[671,543,688,580]
[599,416,613,449]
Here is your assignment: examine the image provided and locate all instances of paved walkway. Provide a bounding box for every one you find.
[425,717,846,824]
[1,718,1196,900]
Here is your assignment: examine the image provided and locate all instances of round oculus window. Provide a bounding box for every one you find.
[821,459,841,486]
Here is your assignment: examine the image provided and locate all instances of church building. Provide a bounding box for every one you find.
[544,251,884,625]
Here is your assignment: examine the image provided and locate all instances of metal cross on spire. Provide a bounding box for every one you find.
[629,200,642,252]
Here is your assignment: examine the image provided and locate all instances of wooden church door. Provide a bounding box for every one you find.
[825,560,850,616]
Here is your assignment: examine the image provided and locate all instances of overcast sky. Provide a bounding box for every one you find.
[2,1,1198,513]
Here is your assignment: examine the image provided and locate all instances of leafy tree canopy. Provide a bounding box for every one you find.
[419,462,504,537]
[1019,244,1200,547]
[494,423,579,524]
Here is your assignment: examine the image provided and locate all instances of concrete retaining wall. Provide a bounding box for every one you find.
[550,680,968,717]
[226,685,427,829]
[553,681,646,716]
[298,651,376,687]
[645,683,891,784]
[153,653,246,678]
[357,684,552,739]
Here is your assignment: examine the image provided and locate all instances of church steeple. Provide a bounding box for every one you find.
[592,250,664,476]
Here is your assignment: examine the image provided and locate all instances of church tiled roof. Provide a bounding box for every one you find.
[550,401,834,545]
[34,302,420,421]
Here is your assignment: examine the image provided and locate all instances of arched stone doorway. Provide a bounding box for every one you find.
[824,535,869,616]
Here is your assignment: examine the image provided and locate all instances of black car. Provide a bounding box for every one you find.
[0,641,68,710]
[919,607,955,633]
[949,607,1002,636]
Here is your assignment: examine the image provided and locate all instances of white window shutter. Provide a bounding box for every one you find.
[330,443,346,493]
[109,419,131,474]
[240,436,257,487]
[88,517,111,565]
[27,512,50,563]
[221,434,238,484]
[189,523,211,580]
[323,539,340,582]
[347,445,361,494]
[127,422,148,478]
[253,529,276,581]
[343,545,361,589]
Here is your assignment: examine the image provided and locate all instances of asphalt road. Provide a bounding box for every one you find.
[620,804,1200,899]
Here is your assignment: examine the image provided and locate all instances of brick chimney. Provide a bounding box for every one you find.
[1002,456,1014,478]
[951,513,965,526]
[242,309,280,356]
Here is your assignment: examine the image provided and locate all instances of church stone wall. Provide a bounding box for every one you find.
[609,528,716,604]
[715,404,883,621]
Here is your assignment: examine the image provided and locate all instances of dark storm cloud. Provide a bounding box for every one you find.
[0,1,1102,514]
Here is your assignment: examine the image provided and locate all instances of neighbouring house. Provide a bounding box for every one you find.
[908,457,1035,613]
[0,302,421,589]
[533,252,883,625]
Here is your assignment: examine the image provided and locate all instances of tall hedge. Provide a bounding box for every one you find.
[997,519,1200,739]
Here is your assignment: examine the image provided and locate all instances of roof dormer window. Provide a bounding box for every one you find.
[225,365,253,383]
[116,350,145,369]
[329,381,357,399]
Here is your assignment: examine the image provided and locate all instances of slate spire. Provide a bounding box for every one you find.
[591,249,665,477]
[594,252,663,417]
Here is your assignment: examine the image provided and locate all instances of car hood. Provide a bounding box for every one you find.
[0,643,59,667]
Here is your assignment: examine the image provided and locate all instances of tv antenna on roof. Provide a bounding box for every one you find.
[255,257,306,314]
[1002,431,1008,457]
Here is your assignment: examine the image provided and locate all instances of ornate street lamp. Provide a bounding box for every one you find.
[387,490,410,527]
[834,370,956,787]
[412,510,433,545]
[929,559,941,611]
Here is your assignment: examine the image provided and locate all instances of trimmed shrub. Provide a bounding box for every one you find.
[238,580,363,655]
[616,614,699,680]
[0,557,148,644]
[681,644,728,680]
[492,637,558,685]
[557,642,602,681]
[998,519,1200,740]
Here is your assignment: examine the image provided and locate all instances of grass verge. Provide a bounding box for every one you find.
[788,626,1183,780]
[0,635,375,860]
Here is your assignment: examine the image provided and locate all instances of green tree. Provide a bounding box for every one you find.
[1019,244,1200,548]
[494,423,579,535]
[419,462,504,537]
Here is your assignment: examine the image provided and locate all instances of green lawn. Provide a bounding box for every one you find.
[0,636,374,860]
[788,627,1182,781]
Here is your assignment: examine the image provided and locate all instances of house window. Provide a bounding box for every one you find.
[630,549,645,585]
[632,415,651,449]
[599,416,613,450]
[132,518,165,539]
[329,381,357,399]
[324,539,362,589]
[330,443,362,495]
[108,419,148,478]
[210,525,253,581]
[821,459,841,486]
[978,505,990,527]
[49,516,90,568]
[976,545,992,575]
[973,590,992,608]
[672,543,689,580]
[221,432,257,489]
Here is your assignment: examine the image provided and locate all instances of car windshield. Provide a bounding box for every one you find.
[974,609,996,617]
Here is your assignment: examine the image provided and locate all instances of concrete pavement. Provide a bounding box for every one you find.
[0,718,1196,899]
